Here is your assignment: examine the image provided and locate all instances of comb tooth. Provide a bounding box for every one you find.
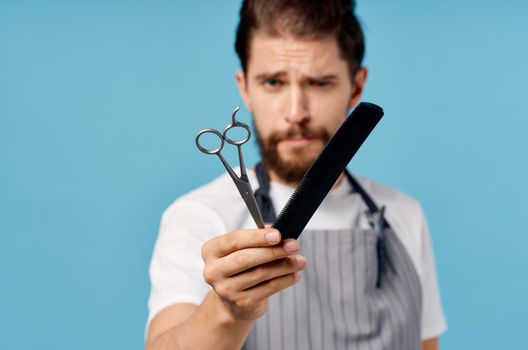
[272,102,384,239]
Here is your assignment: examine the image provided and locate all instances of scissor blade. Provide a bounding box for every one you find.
[235,180,265,229]
[243,193,265,229]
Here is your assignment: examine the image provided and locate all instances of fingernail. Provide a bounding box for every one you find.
[283,240,299,253]
[265,230,280,243]
[296,256,306,269]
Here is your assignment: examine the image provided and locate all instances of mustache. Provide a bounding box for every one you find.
[268,126,329,142]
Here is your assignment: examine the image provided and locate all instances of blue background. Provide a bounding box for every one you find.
[1,0,527,348]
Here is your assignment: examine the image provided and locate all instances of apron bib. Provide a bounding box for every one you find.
[243,164,422,350]
[242,164,423,350]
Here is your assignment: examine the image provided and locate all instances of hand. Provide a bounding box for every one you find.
[201,226,306,321]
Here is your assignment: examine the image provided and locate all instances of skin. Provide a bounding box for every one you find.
[237,33,366,187]
[146,33,439,350]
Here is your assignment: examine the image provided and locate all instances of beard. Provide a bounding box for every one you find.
[255,124,331,184]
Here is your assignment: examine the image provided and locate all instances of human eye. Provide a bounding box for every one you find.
[308,78,333,88]
[264,78,284,88]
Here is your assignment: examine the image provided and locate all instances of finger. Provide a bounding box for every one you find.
[228,255,307,291]
[203,239,300,285]
[216,239,300,277]
[240,272,301,303]
[202,227,282,260]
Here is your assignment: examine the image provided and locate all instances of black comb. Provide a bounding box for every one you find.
[272,102,384,239]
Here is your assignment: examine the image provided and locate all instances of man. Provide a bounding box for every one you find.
[146,0,446,349]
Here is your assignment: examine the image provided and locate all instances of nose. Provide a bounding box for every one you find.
[285,85,309,125]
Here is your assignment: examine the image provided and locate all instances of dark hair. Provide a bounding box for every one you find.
[235,0,365,79]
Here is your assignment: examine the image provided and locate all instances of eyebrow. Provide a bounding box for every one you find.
[254,71,286,82]
[254,71,339,82]
[306,75,338,82]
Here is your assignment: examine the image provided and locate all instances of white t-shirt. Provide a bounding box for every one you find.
[147,169,447,340]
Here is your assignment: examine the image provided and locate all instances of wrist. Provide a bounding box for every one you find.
[205,290,254,330]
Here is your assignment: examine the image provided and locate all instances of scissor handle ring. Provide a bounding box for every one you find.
[223,122,251,146]
[195,128,224,154]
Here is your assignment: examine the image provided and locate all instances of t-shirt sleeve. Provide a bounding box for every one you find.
[418,205,448,339]
[147,199,226,325]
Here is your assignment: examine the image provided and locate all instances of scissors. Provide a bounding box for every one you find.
[195,107,265,229]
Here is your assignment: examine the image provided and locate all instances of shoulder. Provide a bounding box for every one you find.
[352,173,425,229]
[168,172,236,209]
[162,170,250,235]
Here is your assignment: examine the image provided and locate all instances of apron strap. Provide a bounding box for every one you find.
[344,171,390,222]
[343,170,378,213]
[341,169,390,287]
[254,162,277,223]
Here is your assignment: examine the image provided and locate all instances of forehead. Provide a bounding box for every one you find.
[246,33,349,76]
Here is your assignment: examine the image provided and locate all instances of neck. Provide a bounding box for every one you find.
[267,168,346,190]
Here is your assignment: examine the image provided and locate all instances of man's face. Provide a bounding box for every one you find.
[236,33,367,184]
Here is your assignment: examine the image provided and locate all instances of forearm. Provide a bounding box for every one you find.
[421,337,439,350]
[146,291,254,350]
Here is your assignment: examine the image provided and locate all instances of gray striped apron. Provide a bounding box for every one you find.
[243,164,423,350]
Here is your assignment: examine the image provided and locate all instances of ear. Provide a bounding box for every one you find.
[348,66,368,109]
[235,70,252,111]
